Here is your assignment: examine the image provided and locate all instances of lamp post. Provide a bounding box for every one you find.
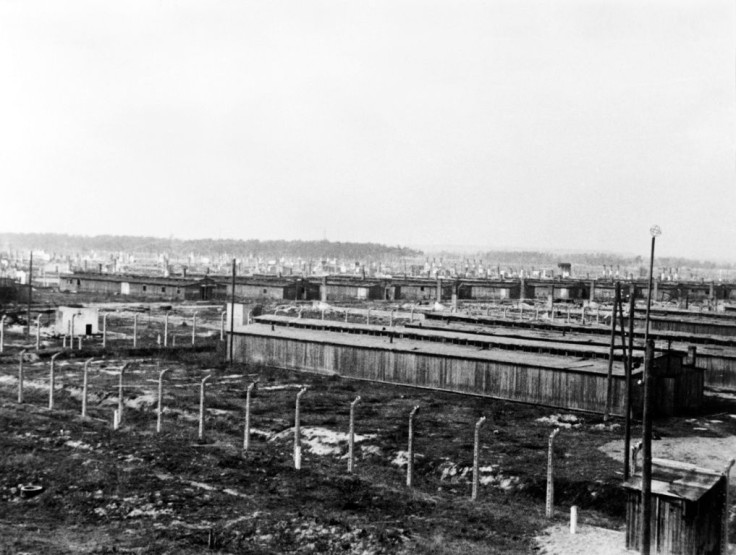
[641,224,661,555]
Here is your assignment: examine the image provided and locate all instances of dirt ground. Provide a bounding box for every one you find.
[1,300,736,553]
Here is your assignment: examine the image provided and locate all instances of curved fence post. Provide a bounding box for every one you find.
[132,314,138,348]
[407,405,420,487]
[198,374,212,440]
[546,428,560,518]
[49,352,63,410]
[18,350,27,403]
[102,313,109,349]
[472,416,487,501]
[243,382,257,451]
[81,357,94,417]
[192,312,197,346]
[156,368,170,433]
[118,363,130,424]
[35,315,42,351]
[348,396,361,473]
[164,312,169,347]
[294,387,308,469]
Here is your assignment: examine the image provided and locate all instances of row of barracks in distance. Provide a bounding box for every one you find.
[61,271,732,305]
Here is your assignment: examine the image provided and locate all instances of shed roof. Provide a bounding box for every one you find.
[622,458,726,502]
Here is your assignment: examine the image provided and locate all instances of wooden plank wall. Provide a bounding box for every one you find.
[234,334,628,415]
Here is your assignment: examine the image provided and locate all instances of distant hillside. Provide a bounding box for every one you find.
[0,233,422,260]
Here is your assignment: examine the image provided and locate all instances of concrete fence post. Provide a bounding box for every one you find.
[70,314,76,346]
[78,336,82,351]
[157,368,170,433]
[118,363,130,425]
[570,506,578,534]
[472,416,487,501]
[102,313,108,349]
[18,350,27,403]
[49,352,62,410]
[164,312,169,347]
[81,357,94,417]
[348,396,361,473]
[220,311,226,341]
[294,387,308,469]
[35,315,42,351]
[0,315,5,353]
[243,382,257,451]
[546,428,560,518]
[113,409,120,430]
[198,374,212,440]
[192,312,197,346]
[133,314,138,348]
[407,405,420,487]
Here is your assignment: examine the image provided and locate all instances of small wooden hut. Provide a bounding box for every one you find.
[623,457,733,554]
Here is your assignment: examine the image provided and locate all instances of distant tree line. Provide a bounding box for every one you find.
[0,233,422,261]
[473,250,733,270]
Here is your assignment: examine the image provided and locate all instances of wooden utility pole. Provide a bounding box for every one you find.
[26,252,32,337]
[641,339,654,554]
[229,258,236,366]
[604,282,620,420]
[623,292,635,480]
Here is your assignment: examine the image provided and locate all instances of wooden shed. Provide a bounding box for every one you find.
[623,458,732,554]
[631,351,704,417]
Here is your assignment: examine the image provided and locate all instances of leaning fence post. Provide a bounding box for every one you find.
[117,363,130,424]
[348,396,361,473]
[49,352,62,410]
[132,314,138,348]
[546,428,560,518]
[81,357,94,417]
[191,312,197,346]
[198,374,212,440]
[243,382,257,451]
[18,350,27,403]
[407,405,420,487]
[472,416,487,501]
[35,315,42,351]
[294,387,308,469]
[156,368,170,433]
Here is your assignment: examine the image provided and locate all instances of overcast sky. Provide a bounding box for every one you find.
[1,1,733,259]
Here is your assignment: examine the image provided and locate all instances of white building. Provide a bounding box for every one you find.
[54,307,99,336]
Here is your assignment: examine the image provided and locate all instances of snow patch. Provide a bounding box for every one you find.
[537,414,582,428]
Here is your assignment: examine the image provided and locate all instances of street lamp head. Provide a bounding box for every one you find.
[650,225,662,238]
